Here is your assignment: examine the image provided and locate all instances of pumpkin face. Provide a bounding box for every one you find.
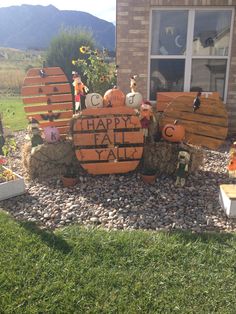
[72,107,144,175]
[85,93,103,109]
[125,92,143,109]
[162,123,185,143]
[43,126,60,143]
[103,88,125,107]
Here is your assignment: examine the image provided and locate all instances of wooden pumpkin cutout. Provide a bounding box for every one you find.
[125,92,143,109]
[103,88,125,107]
[162,120,185,143]
[21,67,73,138]
[72,106,144,175]
[85,93,103,108]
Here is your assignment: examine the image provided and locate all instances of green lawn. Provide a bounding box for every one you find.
[0,211,236,313]
[0,96,27,131]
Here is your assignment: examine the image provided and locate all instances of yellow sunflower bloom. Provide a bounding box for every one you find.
[99,76,105,83]
[72,60,76,65]
[80,46,87,54]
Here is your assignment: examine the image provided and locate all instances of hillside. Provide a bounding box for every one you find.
[0,5,115,51]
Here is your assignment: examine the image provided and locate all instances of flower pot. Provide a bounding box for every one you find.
[141,173,157,184]
[61,176,78,187]
[0,166,26,200]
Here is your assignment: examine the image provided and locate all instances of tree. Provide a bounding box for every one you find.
[46,28,95,81]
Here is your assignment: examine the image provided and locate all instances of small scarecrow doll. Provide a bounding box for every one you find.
[72,71,89,112]
[140,101,155,141]
[193,91,202,112]
[175,151,190,187]
[27,117,43,148]
[227,141,236,178]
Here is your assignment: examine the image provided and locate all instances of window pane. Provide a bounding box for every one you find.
[193,10,232,56]
[151,10,188,55]
[190,59,227,98]
[150,59,185,100]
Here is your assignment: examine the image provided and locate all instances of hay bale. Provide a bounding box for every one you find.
[22,140,83,180]
[142,141,204,175]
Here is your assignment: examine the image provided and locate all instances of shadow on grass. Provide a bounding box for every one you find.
[19,220,73,254]
[171,229,236,248]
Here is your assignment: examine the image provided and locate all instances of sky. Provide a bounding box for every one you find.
[0,0,116,23]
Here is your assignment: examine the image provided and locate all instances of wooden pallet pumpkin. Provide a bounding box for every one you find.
[21,67,73,138]
[73,107,144,175]
[159,95,228,150]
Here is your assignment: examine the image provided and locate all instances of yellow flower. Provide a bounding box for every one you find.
[80,46,87,54]
[72,60,76,65]
[99,76,105,83]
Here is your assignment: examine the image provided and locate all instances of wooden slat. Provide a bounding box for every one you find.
[56,126,70,135]
[76,147,143,162]
[81,161,140,175]
[73,131,144,146]
[24,75,69,86]
[80,107,138,117]
[156,92,220,111]
[39,120,72,128]
[26,111,73,121]
[22,94,73,105]
[74,116,141,132]
[21,83,71,97]
[24,103,73,113]
[26,67,65,77]
[164,110,228,127]
[185,133,225,150]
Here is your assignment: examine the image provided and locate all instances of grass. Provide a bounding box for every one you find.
[0,211,236,313]
[0,96,27,131]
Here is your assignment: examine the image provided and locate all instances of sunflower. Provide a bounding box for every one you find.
[72,60,76,65]
[99,76,105,83]
[80,46,87,54]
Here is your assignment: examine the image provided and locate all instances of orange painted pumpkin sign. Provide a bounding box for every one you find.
[21,67,73,138]
[162,121,185,143]
[103,88,125,107]
[73,107,144,175]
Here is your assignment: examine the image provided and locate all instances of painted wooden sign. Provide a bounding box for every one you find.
[73,107,144,174]
[21,67,73,138]
[156,92,220,112]
[159,95,228,150]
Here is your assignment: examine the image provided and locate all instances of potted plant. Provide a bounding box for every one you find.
[140,165,157,184]
[61,164,79,187]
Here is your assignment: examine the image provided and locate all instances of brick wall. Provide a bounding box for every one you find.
[116,0,236,134]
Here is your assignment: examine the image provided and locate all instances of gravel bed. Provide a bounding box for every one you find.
[1,131,236,232]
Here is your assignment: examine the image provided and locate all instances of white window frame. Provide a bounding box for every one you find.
[148,7,235,103]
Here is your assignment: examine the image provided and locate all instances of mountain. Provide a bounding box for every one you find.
[0,5,115,51]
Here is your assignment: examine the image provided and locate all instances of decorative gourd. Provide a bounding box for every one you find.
[43,126,60,143]
[125,92,143,109]
[85,93,103,109]
[72,107,144,175]
[162,120,185,143]
[103,88,125,107]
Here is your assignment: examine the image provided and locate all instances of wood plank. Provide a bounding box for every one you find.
[26,67,65,77]
[163,110,228,127]
[165,96,227,118]
[73,131,144,146]
[76,147,143,162]
[81,160,140,175]
[55,126,70,134]
[24,75,69,86]
[160,117,227,140]
[80,107,137,117]
[185,132,225,150]
[74,116,141,132]
[24,103,73,113]
[39,120,72,128]
[21,83,72,97]
[26,111,73,121]
[22,94,73,105]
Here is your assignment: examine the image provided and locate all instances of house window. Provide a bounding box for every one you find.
[150,8,233,101]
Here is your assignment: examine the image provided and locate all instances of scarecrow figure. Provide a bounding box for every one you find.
[72,71,89,112]
[175,151,190,187]
[130,75,138,93]
[140,101,155,141]
[227,141,236,178]
[27,117,43,148]
[193,91,201,112]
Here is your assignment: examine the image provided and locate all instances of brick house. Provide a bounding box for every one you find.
[116,0,236,134]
